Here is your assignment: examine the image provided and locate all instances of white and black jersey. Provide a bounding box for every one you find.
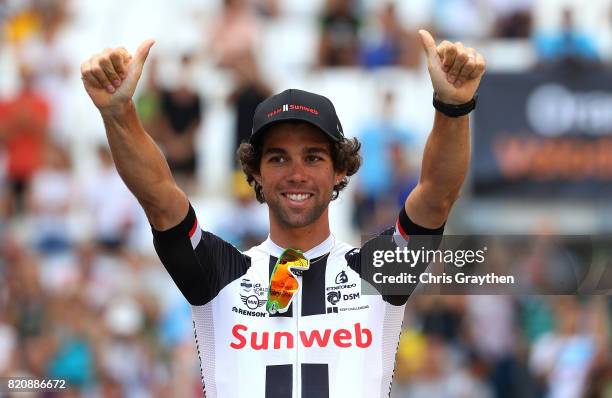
[152,203,444,398]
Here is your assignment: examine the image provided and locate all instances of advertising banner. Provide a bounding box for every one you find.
[472,69,612,197]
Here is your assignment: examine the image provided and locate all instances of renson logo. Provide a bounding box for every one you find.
[230,323,372,350]
[526,84,612,136]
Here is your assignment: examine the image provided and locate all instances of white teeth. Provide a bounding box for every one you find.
[286,193,310,202]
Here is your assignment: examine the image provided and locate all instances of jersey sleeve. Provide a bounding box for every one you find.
[347,206,445,306]
[151,203,250,306]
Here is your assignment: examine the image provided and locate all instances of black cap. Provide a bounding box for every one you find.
[250,89,344,144]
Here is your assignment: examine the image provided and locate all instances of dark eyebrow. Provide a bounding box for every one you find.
[304,146,330,155]
[262,147,288,156]
[262,147,330,156]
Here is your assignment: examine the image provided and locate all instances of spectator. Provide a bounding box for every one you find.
[3,1,40,45]
[83,145,143,251]
[519,297,555,344]
[4,248,48,365]
[388,141,418,208]
[318,0,361,67]
[252,0,279,18]
[394,335,493,398]
[0,147,8,218]
[353,90,415,230]
[0,282,17,376]
[361,2,421,69]
[17,0,72,139]
[489,0,533,38]
[585,362,612,398]
[431,0,490,41]
[214,171,269,250]
[47,293,96,390]
[135,55,162,138]
[394,328,428,384]
[465,295,523,398]
[25,141,76,253]
[100,296,151,396]
[227,51,271,164]
[98,373,125,398]
[534,7,600,68]
[209,0,260,69]
[0,64,50,214]
[584,297,612,398]
[156,54,203,190]
[415,296,464,343]
[530,297,599,398]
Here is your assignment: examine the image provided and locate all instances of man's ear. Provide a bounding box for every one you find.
[334,171,347,185]
[253,173,262,185]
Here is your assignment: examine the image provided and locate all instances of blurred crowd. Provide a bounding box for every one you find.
[394,296,611,398]
[1,0,612,397]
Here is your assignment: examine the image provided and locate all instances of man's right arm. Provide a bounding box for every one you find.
[80,40,187,230]
[101,100,188,230]
[80,41,254,306]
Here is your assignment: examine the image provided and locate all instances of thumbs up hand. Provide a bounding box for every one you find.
[81,39,155,115]
[418,30,486,105]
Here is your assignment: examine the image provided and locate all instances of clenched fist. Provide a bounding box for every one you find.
[419,30,486,105]
[81,39,155,114]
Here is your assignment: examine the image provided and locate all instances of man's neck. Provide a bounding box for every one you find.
[269,212,331,252]
[264,234,334,261]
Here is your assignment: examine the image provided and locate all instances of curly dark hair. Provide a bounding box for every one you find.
[237,124,362,203]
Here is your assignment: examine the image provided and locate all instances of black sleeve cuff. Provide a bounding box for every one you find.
[151,203,197,241]
[398,206,445,236]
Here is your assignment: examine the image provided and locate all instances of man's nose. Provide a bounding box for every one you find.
[286,159,308,183]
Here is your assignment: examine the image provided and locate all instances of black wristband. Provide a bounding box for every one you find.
[432,93,478,118]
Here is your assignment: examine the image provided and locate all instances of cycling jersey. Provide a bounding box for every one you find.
[152,203,444,398]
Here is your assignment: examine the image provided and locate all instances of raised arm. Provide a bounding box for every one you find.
[80,40,188,230]
[405,30,486,229]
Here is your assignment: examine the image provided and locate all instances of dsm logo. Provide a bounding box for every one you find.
[343,292,360,300]
[327,291,341,305]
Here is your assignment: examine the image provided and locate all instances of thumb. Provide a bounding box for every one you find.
[119,39,155,97]
[134,39,155,68]
[418,30,438,61]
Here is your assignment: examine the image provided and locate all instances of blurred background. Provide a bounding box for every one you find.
[1,0,611,396]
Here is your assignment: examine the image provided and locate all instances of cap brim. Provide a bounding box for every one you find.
[250,116,341,145]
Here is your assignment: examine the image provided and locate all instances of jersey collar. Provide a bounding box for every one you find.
[261,234,334,260]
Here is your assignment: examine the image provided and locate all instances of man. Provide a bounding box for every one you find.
[81,30,485,398]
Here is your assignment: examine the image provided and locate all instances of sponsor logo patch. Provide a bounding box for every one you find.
[230,322,373,349]
[327,291,341,305]
[335,271,348,284]
[241,294,266,310]
[240,278,253,293]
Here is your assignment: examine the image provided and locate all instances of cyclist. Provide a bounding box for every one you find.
[81,30,485,398]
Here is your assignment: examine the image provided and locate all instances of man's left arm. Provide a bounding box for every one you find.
[405,30,486,229]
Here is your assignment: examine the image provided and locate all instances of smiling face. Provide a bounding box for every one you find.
[255,122,345,229]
